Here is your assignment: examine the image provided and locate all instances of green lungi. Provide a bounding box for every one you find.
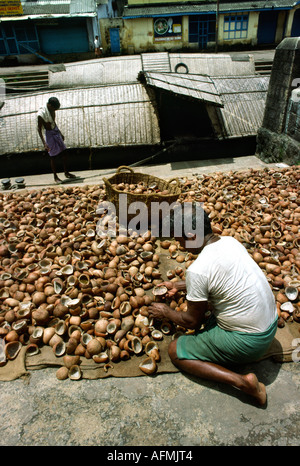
[176,315,277,365]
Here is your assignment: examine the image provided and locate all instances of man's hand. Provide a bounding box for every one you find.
[44,143,50,152]
[148,302,170,321]
[156,281,179,297]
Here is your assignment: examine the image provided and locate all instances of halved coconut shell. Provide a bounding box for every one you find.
[53,340,66,357]
[106,321,117,335]
[145,341,159,356]
[293,306,300,323]
[120,301,132,317]
[80,332,93,347]
[140,251,153,261]
[11,319,28,334]
[131,336,143,354]
[280,301,295,314]
[285,286,298,302]
[54,320,67,336]
[26,343,40,357]
[151,329,163,340]
[5,341,22,360]
[152,285,168,297]
[61,264,74,276]
[68,364,82,380]
[160,321,172,334]
[93,351,109,364]
[29,326,44,344]
[53,280,63,294]
[139,356,157,375]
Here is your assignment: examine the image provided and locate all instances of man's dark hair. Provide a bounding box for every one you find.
[48,97,60,110]
[161,201,212,239]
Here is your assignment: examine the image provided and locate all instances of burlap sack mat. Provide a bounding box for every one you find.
[0,335,178,381]
[0,248,298,381]
[1,323,299,382]
[262,320,300,363]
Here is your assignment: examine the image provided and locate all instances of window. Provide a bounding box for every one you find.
[223,14,248,40]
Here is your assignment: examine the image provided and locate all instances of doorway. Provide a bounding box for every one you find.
[109,28,120,54]
[257,11,279,44]
[189,15,216,49]
[291,9,300,36]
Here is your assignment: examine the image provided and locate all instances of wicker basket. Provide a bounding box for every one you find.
[103,166,181,219]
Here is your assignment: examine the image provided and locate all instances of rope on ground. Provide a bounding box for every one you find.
[13,141,179,188]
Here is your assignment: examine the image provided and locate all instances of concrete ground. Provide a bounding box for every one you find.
[1,155,300,448]
[2,154,281,190]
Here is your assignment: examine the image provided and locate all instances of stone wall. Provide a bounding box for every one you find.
[256,37,300,165]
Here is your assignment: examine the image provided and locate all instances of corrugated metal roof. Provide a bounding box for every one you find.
[169,53,255,76]
[140,71,223,107]
[70,0,97,14]
[123,0,296,17]
[211,75,270,137]
[16,0,97,16]
[49,53,255,88]
[0,84,160,155]
[21,0,71,15]
[49,56,143,88]
[0,13,96,21]
[139,71,269,138]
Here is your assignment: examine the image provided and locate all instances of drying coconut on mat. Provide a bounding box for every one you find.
[0,166,299,381]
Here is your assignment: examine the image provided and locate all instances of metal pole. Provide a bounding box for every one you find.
[215,0,220,53]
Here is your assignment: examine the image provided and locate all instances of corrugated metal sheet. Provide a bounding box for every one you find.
[49,53,255,88]
[140,71,269,138]
[0,13,96,21]
[16,0,97,16]
[49,56,143,88]
[0,84,160,155]
[70,0,97,14]
[169,54,255,76]
[211,75,270,138]
[21,0,71,15]
[123,0,296,17]
[140,71,223,107]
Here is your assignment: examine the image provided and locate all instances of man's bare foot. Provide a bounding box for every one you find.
[242,373,267,406]
[54,177,62,184]
[65,172,77,179]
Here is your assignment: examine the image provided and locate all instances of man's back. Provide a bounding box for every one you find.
[186,236,277,333]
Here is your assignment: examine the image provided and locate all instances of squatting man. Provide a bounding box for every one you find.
[148,203,278,406]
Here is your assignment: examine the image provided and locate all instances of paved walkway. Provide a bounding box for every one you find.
[1,155,283,191]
